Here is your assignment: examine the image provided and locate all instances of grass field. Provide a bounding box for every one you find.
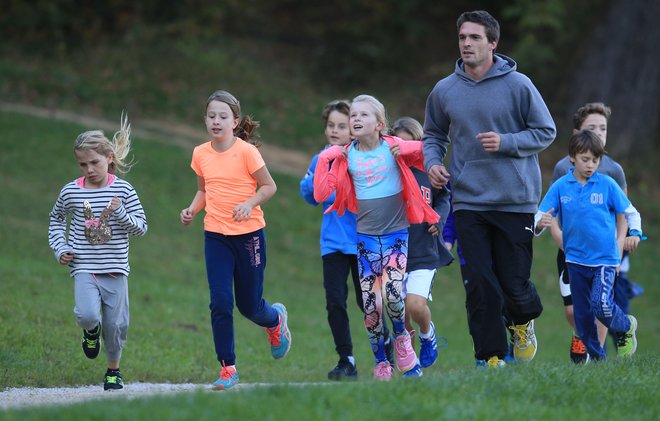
[0,110,658,420]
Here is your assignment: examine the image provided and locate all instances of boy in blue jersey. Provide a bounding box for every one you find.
[535,130,643,360]
[300,100,393,379]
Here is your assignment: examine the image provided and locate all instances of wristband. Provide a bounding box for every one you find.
[628,229,647,241]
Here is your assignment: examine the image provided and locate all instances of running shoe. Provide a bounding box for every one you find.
[510,320,537,362]
[419,322,438,368]
[374,361,393,381]
[266,303,291,359]
[570,335,589,364]
[104,370,124,390]
[394,330,417,372]
[617,315,638,357]
[212,365,239,390]
[82,324,101,359]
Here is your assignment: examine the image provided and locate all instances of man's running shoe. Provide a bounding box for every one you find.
[617,315,638,357]
[419,322,438,368]
[510,320,537,362]
[328,359,357,380]
[104,370,124,391]
[570,335,589,364]
[475,356,507,368]
[394,330,417,372]
[212,365,239,390]
[373,361,393,381]
[266,303,291,359]
[82,324,101,359]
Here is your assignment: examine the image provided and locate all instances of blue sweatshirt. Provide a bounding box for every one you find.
[300,149,358,256]
[422,54,556,213]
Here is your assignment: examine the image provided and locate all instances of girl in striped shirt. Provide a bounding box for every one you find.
[48,114,147,390]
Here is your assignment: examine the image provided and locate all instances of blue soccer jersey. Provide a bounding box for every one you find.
[538,170,631,266]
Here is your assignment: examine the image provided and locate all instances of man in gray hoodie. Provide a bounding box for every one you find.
[422,10,556,367]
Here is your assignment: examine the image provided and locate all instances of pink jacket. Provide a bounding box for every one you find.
[313,136,440,225]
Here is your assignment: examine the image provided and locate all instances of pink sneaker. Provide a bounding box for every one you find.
[394,331,417,372]
[374,361,393,381]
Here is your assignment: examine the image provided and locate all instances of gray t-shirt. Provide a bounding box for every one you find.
[357,193,408,236]
[551,155,626,190]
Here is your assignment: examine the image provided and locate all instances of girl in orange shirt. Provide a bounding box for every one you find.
[180,90,291,390]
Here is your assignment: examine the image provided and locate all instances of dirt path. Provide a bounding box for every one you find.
[0,382,332,410]
[0,102,310,177]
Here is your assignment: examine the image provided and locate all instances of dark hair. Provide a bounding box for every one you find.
[322,99,351,126]
[569,129,605,159]
[457,10,500,43]
[572,102,611,130]
[206,90,261,147]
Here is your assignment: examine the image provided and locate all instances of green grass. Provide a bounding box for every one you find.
[1,110,659,419]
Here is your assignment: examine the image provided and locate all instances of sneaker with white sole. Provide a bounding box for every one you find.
[394,330,417,372]
[266,303,291,359]
[212,365,239,390]
[510,320,537,362]
[402,362,423,377]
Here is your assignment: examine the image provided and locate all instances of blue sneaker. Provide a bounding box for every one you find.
[402,363,423,378]
[419,322,438,368]
[212,365,239,390]
[266,303,291,359]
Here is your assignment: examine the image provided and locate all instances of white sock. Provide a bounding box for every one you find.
[419,325,435,339]
[347,356,355,366]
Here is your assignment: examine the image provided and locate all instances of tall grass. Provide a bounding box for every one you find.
[1,111,658,419]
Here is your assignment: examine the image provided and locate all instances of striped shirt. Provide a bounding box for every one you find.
[48,175,147,276]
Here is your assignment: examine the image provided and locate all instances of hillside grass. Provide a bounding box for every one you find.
[0,111,658,419]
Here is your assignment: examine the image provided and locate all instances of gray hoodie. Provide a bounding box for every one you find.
[422,54,556,213]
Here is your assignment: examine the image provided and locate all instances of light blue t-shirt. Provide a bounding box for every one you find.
[347,140,402,200]
[539,169,631,266]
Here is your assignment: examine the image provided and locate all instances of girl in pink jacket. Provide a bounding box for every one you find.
[313,95,438,380]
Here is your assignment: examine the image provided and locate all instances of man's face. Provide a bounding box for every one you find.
[458,22,497,69]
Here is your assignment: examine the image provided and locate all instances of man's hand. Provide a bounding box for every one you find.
[477,132,501,152]
[428,164,450,188]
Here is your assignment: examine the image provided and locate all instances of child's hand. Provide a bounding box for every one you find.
[427,224,439,236]
[233,203,253,222]
[624,235,641,252]
[109,196,121,211]
[390,144,401,157]
[59,252,74,265]
[536,208,554,231]
[180,208,195,226]
[444,242,453,251]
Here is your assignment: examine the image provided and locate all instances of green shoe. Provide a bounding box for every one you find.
[617,315,638,357]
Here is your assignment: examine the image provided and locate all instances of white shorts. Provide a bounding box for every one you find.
[402,269,436,301]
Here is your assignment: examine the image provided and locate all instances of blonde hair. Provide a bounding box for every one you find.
[352,94,389,136]
[74,112,133,174]
[206,90,261,147]
[392,116,423,140]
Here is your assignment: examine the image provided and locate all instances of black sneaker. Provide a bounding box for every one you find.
[82,324,101,359]
[384,337,395,369]
[327,360,357,380]
[104,370,124,390]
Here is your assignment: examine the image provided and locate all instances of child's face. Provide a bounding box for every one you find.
[75,149,112,188]
[579,113,608,146]
[570,150,601,183]
[205,100,239,141]
[350,101,383,140]
[325,111,351,146]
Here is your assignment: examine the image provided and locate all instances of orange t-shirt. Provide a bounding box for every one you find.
[191,139,266,235]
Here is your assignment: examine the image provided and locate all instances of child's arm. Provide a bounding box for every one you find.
[313,145,343,203]
[300,154,320,206]
[110,188,148,236]
[233,165,277,222]
[48,190,75,264]
[181,176,206,227]
[621,204,643,252]
[549,217,563,250]
[394,139,425,170]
